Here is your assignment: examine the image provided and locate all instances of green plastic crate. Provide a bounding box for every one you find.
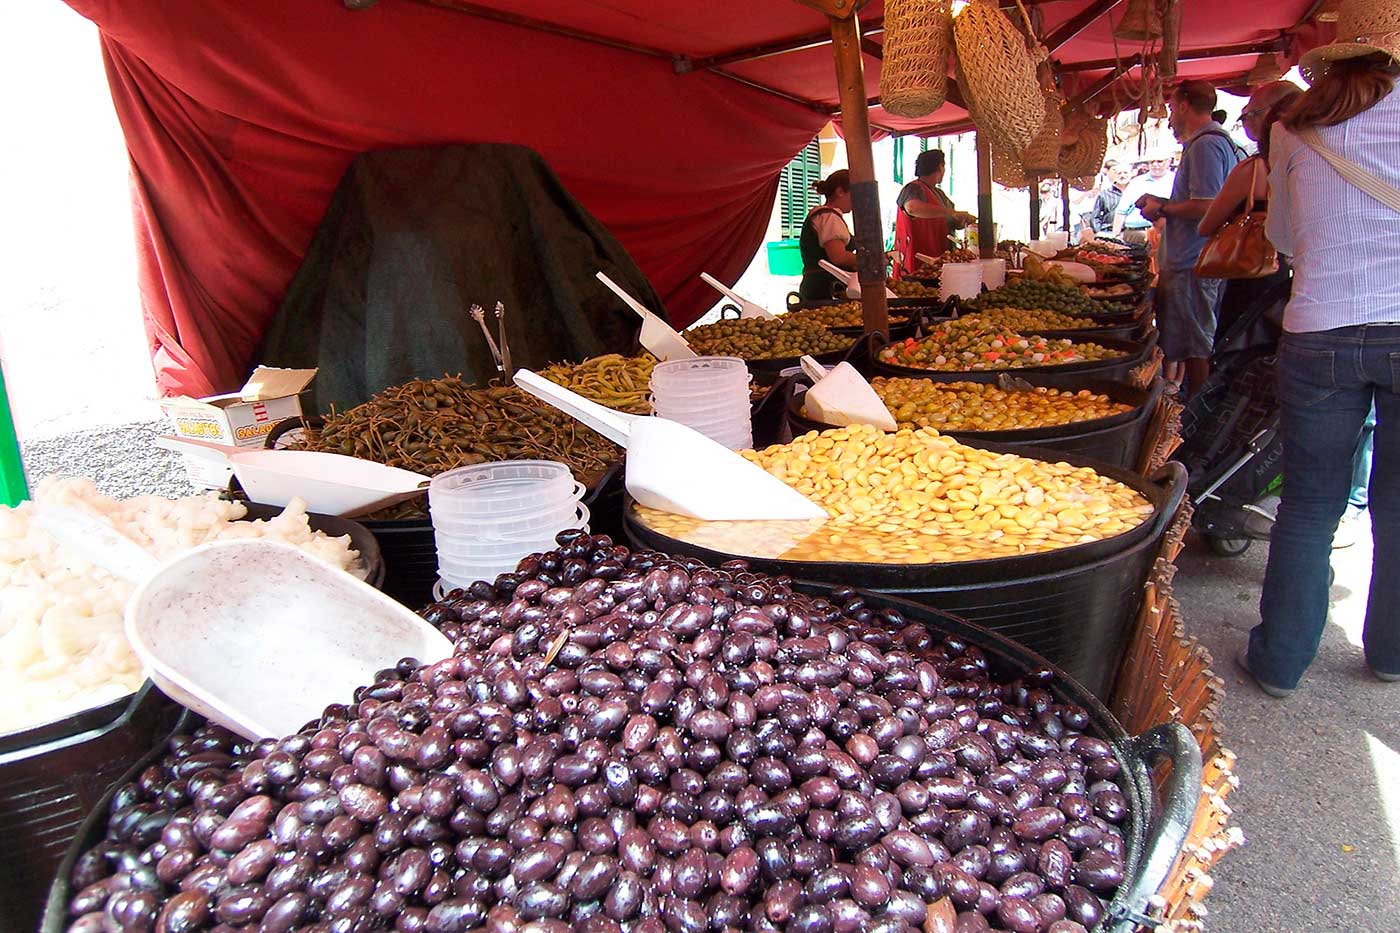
[765,239,803,276]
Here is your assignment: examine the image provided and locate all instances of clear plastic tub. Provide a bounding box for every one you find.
[654,404,749,423]
[428,460,577,515]
[430,483,584,522]
[438,559,518,590]
[654,409,751,431]
[651,356,750,385]
[433,507,587,541]
[651,375,749,395]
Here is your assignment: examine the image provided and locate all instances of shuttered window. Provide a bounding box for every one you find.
[778,139,822,239]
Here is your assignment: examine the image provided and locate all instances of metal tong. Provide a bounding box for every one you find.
[494,302,513,380]
[468,305,502,371]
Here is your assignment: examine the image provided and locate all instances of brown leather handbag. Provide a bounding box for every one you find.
[1194,158,1278,279]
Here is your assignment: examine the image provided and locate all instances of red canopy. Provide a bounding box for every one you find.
[64,0,1320,397]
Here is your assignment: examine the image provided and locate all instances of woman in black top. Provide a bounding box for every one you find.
[798,170,857,300]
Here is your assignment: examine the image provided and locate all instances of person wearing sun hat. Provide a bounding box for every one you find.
[1238,0,1400,698]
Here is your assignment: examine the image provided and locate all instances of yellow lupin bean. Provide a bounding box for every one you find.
[635,425,1152,564]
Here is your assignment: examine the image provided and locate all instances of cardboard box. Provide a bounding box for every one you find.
[160,367,317,489]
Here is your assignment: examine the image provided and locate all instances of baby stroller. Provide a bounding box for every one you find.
[1173,276,1288,556]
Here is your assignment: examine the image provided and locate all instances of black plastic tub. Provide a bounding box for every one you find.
[786,375,1164,470]
[743,346,851,385]
[2,685,185,932]
[237,504,385,590]
[786,296,945,313]
[627,457,1187,698]
[40,591,1200,933]
[870,331,1158,387]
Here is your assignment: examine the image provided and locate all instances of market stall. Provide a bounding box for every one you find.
[8,245,1224,933]
[4,0,1343,928]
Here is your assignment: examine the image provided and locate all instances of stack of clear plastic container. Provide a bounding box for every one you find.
[649,356,753,450]
[429,460,588,592]
[939,262,984,302]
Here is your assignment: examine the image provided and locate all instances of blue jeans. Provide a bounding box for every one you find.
[1248,324,1400,686]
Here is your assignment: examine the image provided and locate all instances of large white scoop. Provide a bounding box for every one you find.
[596,271,697,360]
[155,436,429,517]
[33,506,454,741]
[819,260,898,299]
[513,370,827,522]
[799,356,898,431]
[1048,260,1099,283]
[700,273,777,319]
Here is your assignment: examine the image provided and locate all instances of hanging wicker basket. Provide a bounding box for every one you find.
[1020,89,1066,176]
[1115,0,1164,42]
[953,0,1044,152]
[881,0,954,118]
[1159,0,1182,79]
[1059,117,1109,179]
[992,140,1030,190]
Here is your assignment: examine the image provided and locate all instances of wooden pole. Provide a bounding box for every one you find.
[976,133,994,258]
[828,15,889,338]
[1030,179,1041,241]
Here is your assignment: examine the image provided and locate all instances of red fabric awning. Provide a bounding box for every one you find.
[63,0,1323,397]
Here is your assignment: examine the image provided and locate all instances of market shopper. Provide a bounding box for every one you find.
[798,170,858,300]
[1113,156,1174,243]
[1335,404,1377,548]
[893,149,977,276]
[1139,80,1244,396]
[1197,81,1302,342]
[1083,162,1127,238]
[1240,7,1400,696]
[1037,178,1065,238]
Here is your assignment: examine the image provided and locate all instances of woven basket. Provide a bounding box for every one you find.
[1115,0,1164,42]
[953,0,1044,152]
[881,0,953,118]
[1159,0,1182,78]
[992,140,1030,190]
[1020,89,1065,176]
[1059,117,1109,179]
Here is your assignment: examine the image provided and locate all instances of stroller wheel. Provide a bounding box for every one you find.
[1206,533,1251,557]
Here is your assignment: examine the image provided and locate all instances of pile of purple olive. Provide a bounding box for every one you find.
[65,532,1132,933]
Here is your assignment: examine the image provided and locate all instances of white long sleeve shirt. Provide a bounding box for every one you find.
[1267,86,1400,332]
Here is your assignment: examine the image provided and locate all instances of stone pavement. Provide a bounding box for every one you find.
[1173,514,1400,931]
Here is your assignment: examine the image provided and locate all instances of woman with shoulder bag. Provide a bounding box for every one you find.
[1197,82,1301,343]
[1238,0,1400,697]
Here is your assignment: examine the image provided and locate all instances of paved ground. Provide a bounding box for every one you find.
[1174,516,1400,931]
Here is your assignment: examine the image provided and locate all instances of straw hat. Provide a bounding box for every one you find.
[1300,0,1400,82]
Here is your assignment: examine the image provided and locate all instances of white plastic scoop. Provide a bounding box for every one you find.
[700,273,776,319]
[513,370,827,522]
[819,260,898,300]
[596,271,697,360]
[1048,260,1099,283]
[915,252,940,268]
[33,505,454,741]
[799,356,898,431]
[154,436,429,517]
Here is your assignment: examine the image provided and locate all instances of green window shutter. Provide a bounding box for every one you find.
[779,139,822,240]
